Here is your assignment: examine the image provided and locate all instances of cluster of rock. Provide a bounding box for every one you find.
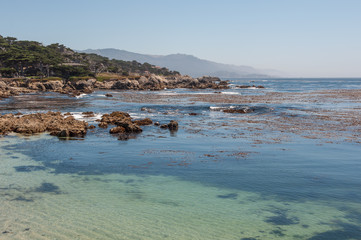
[0,110,179,140]
[97,111,178,140]
[0,112,88,137]
[0,80,35,99]
[0,75,228,99]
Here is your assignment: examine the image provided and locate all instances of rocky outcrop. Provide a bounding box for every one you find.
[0,74,228,99]
[43,81,64,91]
[0,80,36,99]
[100,111,142,133]
[160,120,179,131]
[72,79,96,93]
[0,111,88,137]
[133,118,153,126]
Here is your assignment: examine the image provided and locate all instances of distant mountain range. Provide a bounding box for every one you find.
[80,48,280,78]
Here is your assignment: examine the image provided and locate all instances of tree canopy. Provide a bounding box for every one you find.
[0,35,180,79]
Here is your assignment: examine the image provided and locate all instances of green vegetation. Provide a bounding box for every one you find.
[0,35,180,79]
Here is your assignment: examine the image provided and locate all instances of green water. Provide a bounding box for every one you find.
[1,135,360,240]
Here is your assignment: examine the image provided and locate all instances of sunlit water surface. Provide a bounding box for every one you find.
[1,78,361,240]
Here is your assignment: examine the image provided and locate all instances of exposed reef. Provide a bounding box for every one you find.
[0,110,179,141]
[0,111,88,137]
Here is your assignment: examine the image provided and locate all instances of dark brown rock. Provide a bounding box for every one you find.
[109,126,126,134]
[223,108,253,114]
[98,122,108,128]
[133,118,153,126]
[168,120,179,130]
[0,111,88,137]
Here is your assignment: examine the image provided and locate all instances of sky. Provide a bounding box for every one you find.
[1,0,361,77]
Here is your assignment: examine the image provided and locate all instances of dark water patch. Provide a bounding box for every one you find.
[125,179,135,184]
[337,206,361,224]
[265,208,299,226]
[14,165,47,172]
[307,222,361,240]
[11,196,34,202]
[33,183,61,194]
[126,190,144,200]
[217,193,238,199]
[270,228,285,237]
[266,214,299,225]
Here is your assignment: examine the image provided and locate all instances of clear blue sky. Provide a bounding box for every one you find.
[1,0,360,77]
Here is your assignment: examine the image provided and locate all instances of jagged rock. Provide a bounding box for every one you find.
[27,82,46,91]
[0,111,88,137]
[43,81,64,91]
[94,81,114,89]
[0,81,7,89]
[100,111,131,125]
[160,120,179,131]
[133,118,153,126]
[72,79,94,92]
[168,120,179,130]
[82,111,95,117]
[100,111,142,133]
[98,122,108,128]
[109,126,126,134]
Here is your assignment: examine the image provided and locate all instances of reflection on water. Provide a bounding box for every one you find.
[1,78,361,239]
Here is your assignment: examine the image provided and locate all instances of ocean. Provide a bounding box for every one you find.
[1,78,361,239]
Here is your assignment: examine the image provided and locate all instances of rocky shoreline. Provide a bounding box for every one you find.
[0,75,228,99]
[0,111,177,141]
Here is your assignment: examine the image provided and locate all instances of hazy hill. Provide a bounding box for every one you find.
[81,48,276,78]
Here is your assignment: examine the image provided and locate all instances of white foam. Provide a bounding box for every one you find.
[221,92,240,95]
[157,92,179,96]
[75,93,87,99]
[210,106,237,111]
[64,112,102,121]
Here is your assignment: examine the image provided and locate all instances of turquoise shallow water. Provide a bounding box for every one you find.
[1,78,361,239]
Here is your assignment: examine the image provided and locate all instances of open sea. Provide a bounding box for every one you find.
[1,78,361,240]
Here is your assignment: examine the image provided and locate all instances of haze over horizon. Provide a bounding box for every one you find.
[1,0,360,78]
